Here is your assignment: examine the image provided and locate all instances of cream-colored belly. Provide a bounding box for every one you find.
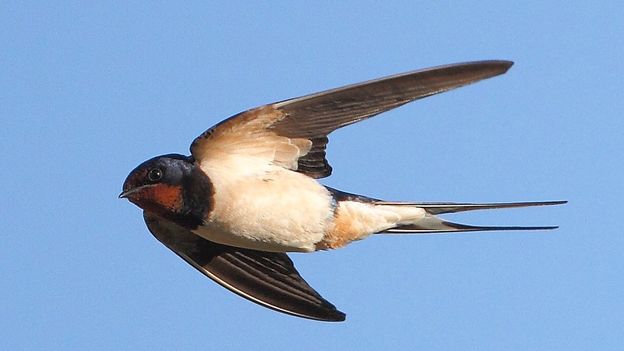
[193,168,334,252]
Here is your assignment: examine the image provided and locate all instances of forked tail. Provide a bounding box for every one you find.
[321,187,566,249]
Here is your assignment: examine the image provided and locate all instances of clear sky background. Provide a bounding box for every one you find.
[2,2,622,350]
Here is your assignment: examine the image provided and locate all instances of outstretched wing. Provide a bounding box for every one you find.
[143,212,345,322]
[190,60,513,178]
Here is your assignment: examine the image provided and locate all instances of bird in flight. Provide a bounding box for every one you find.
[120,60,564,322]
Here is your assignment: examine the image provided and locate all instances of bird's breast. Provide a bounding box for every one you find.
[194,165,335,252]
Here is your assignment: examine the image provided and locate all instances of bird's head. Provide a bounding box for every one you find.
[120,154,213,229]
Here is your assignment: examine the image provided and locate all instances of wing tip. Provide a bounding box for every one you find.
[323,310,347,322]
[285,302,346,322]
[334,311,347,322]
[282,305,345,322]
[483,59,514,72]
[277,306,346,322]
[497,59,514,71]
[450,59,514,77]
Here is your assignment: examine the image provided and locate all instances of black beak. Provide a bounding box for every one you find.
[118,187,139,199]
[118,184,152,199]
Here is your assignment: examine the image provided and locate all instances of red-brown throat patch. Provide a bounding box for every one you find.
[128,183,184,215]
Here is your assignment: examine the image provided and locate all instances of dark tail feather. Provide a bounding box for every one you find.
[374,200,567,215]
[384,215,559,234]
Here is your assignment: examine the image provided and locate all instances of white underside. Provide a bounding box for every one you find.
[195,158,334,252]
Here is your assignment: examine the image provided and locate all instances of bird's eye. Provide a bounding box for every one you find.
[147,168,163,182]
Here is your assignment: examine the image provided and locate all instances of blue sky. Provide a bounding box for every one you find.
[1,2,622,350]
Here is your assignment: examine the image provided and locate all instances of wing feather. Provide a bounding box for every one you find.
[191,61,513,178]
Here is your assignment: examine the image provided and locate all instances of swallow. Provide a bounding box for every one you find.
[120,60,565,322]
